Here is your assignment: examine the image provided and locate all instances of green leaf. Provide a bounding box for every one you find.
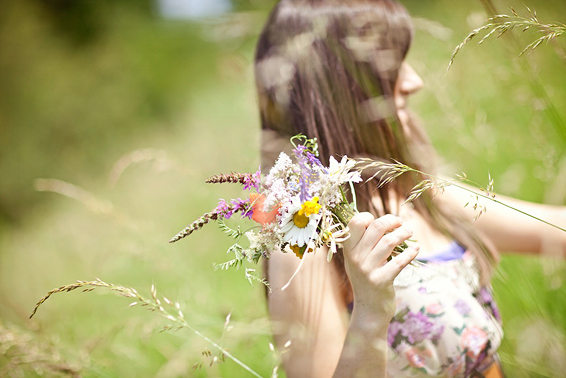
[213,259,242,271]
[452,325,466,336]
[227,243,244,260]
[217,218,243,239]
[244,268,270,289]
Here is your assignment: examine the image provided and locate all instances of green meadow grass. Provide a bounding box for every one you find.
[1,0,565,377]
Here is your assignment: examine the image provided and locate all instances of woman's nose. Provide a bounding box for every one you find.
[398,63,423,97]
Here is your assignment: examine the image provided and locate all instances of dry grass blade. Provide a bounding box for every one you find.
[448,8,566,70]
[34,178,113,214]
[30,279,265,378]
[169,210,223,243]
[108,148,175,188]
[448,23,494,70]
[355,159,566,233]
[30,279,136,319]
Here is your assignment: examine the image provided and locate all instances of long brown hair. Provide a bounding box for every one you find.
[255,0,498,284]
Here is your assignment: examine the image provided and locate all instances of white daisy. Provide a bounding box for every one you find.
[328,156,362,184]
[280,197,322,248]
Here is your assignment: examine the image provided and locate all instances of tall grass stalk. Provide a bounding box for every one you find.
[30,279,266,378]
[449,8,566,68]
[357,159,566,233]
[449,3,566,144]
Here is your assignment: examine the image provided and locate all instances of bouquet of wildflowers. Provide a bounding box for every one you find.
[169,136,363,281]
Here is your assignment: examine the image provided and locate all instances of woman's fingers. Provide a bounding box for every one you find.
[343,212,375,251]
[345,214,418,288]
[361,225,413,270]
[379,246,420,282]
[353,215,404,261]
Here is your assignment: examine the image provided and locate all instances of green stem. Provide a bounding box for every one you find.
[179,320,265,378]
[446,180,566,233]
[339,186,349,205]
[332,204,352,226]
[407,166,566,234]
[349,181,358,211]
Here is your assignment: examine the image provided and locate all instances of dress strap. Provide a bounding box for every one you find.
[417,241,466,263]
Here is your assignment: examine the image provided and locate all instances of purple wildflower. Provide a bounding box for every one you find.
[293,145,312,202]
[292,145,307,159]
[293,145,325,202]
[454,300,472,316]
[170,198,253,243]
[214,199,231,217]
[243,167,262,191]
[231,198,253,220]
[305,150,324,169]
[206,171,261,191]
[213,198,252,220]
[399,311,434,344]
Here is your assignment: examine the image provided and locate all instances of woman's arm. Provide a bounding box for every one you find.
[438,182,566,257]
[267,245,348,378]
[268,214,419,378]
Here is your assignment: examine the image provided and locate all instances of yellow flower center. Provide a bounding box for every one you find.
[292,197,321,228]
[293,212,309,228]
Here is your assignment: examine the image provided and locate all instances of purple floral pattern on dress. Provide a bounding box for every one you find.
[430,323,445,341]
[382,251,503,377]
[388,306,445,350]
[388,321,402,345]
[400,311,434,343]
[474,286,502,322]
[454,300,472,316]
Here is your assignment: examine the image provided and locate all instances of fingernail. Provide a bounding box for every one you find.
[410,246,420,256]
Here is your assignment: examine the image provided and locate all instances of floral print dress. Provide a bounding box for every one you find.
[385,242,503,377]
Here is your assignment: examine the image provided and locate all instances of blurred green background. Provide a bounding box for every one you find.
[1,0,565,376]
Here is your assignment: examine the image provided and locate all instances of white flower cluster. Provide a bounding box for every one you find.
[318,156,362,206]
[246,150,362,259]
[263,152,298,213]
[245,222,283,256]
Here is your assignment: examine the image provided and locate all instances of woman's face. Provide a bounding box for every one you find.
[394,62,423,127]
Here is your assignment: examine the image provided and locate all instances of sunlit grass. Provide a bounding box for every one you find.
[1,0,565,377]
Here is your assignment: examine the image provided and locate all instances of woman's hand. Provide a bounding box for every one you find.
[332,213,419,377]
[343,213,419,320]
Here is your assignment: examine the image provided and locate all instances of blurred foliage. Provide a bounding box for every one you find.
[0,0,565,376]
[0,0,265,226]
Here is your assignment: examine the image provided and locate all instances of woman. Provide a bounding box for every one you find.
[254,0,566,377]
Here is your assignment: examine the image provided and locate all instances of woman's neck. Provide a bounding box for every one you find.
[372,195,452,257]
[399,203,452,257]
